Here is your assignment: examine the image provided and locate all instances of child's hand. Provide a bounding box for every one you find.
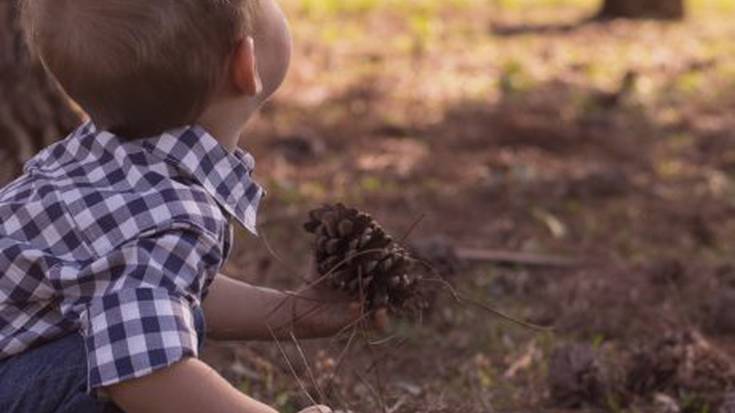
[294,281,390,335]
[285,257,392,337]
[291,282,359,335]
[297,405,332,413]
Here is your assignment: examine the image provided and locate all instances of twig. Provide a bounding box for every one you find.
[461,292,553,332]
[330,308,377,343]
[333,324,359,374]
[289,331,327,404]
[329,277,370,390]
[266,324,318,407]
[367,334,400,346]
[325,324,359,407]
[421,276,552,332]
[386,395,408,413]
[328,289,374,392]
[363,336,411,376]
[269,302,327,335]
[365,334,389,413]
[328,383,355,413]
[398,213,426,244]
[264,247,391,324]
[456,247,579,268]
[262,273,331,323]
[282,289,351,304]
[259,228,310,283]
[328,327,366,411]
[354,369,387,413]
[417,259,553,332]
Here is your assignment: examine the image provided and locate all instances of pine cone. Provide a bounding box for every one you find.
[719,392,735,413]
[548,344,609,408]
[304,203,422,313]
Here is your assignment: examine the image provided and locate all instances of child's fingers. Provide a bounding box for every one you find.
[348,303,389,332]
[297,405,333,413]
[373,307,390,333]
[349,301,362,318]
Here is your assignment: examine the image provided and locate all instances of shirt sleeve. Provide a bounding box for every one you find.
[80,222,223,390]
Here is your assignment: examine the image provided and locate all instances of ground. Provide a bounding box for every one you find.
[197,1,735,411]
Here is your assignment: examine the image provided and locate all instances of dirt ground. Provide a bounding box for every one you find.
[198,1,735,412]
[53,1,734,412]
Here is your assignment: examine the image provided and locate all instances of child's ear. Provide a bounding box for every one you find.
[232,36,263,96]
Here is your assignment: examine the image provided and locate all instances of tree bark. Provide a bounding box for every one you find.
[597,0,685,20]
[0,1,80,185]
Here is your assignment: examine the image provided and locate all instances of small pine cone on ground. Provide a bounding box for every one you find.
[548,343,613,408]
[720,392,735,413]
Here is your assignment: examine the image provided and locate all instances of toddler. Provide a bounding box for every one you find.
[0,1,355,412]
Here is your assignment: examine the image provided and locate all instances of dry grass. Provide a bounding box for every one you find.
[201,1,735,412]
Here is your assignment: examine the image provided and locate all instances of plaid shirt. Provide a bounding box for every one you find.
[0,122,263,390]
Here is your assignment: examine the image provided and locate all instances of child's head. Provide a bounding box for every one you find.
[21,0,291,139]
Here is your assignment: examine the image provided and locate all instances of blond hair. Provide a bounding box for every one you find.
[21,0,258,139]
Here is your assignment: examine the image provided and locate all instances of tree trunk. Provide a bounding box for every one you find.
[0,1,80,185]
[598,0,685,20]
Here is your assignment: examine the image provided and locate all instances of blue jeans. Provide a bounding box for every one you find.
[0,306,206,413]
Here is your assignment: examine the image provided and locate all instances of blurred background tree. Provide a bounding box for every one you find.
[598,0,685,19]
[0,1,78,183]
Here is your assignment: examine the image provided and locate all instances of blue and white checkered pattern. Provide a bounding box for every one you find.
[0,122,264,390]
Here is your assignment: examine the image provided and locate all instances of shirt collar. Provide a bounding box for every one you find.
[137,124,265,235]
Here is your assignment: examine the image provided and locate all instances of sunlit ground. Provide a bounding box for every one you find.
[202,1,735,411]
